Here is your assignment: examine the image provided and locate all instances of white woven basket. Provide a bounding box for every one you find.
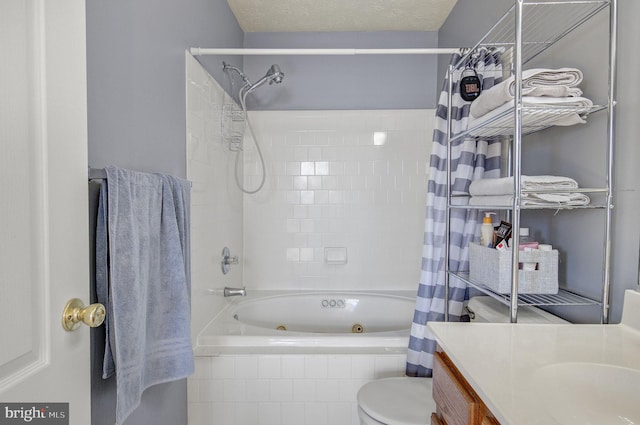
[469,243,559,294]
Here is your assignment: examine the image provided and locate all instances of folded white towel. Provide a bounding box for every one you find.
[468,96,594,133]
[469,193,590,207]
[470,68,584,118]
[469,175,579,196]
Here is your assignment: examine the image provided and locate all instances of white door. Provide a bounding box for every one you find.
[0,0,91,424]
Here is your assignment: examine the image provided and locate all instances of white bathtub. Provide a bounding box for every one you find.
[194,290,417,355]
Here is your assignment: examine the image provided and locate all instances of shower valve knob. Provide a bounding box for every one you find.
[225,256,239,265]
[221,246,239,274]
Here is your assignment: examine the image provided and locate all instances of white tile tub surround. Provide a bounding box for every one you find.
[185,53,245,342]
[186,60,434,424]
[188,353,407,425]
[243,110,434,290]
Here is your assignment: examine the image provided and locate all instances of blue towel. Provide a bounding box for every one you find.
[96,166,194,425]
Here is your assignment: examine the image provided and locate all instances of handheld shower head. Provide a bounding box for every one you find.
[245,64,285,94]
[267,64,284,85]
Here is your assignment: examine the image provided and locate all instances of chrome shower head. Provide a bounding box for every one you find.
[266,64,284,85]
[245,64,285,94]
[223,62,285,100]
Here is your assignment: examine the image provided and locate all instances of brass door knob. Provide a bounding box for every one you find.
[62,298,106,331]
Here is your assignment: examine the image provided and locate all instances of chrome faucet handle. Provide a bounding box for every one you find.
[221,246,239,274]
[224,255,239,265]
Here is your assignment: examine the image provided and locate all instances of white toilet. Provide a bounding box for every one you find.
[356,296,568,425]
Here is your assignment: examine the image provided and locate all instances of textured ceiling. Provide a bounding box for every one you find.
[226,0,459,32]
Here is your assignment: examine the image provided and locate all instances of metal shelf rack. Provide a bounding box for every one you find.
[444,0,617,323]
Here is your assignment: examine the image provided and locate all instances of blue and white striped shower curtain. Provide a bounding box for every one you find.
[406,49,503,377]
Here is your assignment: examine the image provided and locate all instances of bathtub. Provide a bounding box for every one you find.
[194,290,417,355]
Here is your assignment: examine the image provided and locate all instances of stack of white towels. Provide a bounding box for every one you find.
[468,68,593,128]
[469,175,590,207]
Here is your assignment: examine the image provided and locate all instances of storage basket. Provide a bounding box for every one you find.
[468,243,559,294]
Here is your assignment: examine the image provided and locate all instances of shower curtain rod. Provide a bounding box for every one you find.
[189,47,463,56]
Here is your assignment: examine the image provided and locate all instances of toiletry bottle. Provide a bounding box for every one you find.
[480,212,496,248]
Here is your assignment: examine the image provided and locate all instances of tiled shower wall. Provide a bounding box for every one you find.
[186,53,244,340]
[242,110,433,290]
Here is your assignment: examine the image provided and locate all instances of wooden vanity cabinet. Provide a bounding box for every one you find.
[431,349,501,425]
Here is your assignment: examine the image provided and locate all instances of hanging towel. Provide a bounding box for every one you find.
[95,165,194,425]
[469,175,579,196]
[470,67,584,118]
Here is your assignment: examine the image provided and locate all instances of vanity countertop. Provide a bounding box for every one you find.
[428,290,640,425]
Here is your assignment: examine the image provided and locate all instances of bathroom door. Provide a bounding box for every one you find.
[0,1,91,424]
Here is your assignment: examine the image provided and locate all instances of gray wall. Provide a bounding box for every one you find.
[86,1,243,424]
[240,31,440,110]
[86,0,244,179]
[439,0,640,323]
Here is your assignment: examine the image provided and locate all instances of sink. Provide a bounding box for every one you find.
[533,362,640,425]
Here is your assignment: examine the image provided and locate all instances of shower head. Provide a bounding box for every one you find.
[245,64,285,94]
[266,64,284,85]
[223,61,284,92]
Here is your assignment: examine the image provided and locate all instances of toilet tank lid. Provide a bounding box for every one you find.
[467,296,569,324]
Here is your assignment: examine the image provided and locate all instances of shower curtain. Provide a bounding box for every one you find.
[406,48,503,377]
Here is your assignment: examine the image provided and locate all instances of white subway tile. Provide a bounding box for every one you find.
[200,379,224,402]
[327,402,354,425]
[338,380,361,403]
[327,356,352,379]
[300,248,314,262]
[269,379,293,401]
[234,356,259,379]
[259,356,282,379]
[224,379,247,402]
[246,379,270,402]
[286,219,301,233]
[235,402,258,425]
[300,191,315,205]
[211,402,235,425]
[211,357,235,380]
[281,356,304,379]
[351,356,376,379]
[285,162,301,176]
[307,176,322,190]
[315,380,341,402]
[305,356,328,379]
[315,161,329,176]
[300,219,314,233]
[292,380,316,402]
[293,176,308,190]
[292,205,308,219]
[258,402,282,425]
[194,357,212,379]
[281,402,305,425]
[301,161,315,176]
[304,402,328,425]
[286,190,301,205]
[188,402,214,425]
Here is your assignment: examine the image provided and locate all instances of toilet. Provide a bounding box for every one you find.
[356,296,568,425]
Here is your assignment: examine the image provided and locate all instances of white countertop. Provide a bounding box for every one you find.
[428,290,640,425]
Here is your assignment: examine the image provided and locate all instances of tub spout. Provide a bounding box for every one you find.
[224,286,247,297]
